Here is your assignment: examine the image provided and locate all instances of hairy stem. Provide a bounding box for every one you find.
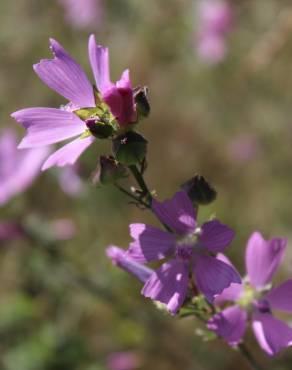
[114,183,150,208]
[238,343,264,370]
[129,164,152,203]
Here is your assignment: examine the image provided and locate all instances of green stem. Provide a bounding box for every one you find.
[114,183,150,208]
[238,343,264,370]
[129,165,152,203]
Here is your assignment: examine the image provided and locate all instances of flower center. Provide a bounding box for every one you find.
[175,245,193,260]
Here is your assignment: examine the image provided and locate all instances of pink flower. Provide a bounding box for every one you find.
[107,351,140,370]
[11,36,137,170]
[196,0,234,64]
[0,129,49,205]
[208,232,292,356]
[58,0,104,30]
[126,191,240,314]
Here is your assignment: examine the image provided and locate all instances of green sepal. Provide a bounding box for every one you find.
[195,328,217,342]
[79,129,92,139]
[74,107,104,121]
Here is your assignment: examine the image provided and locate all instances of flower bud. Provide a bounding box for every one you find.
[181,174,217,205]
[112,131,148,166]
[133,86,150,118]
[85,118,114,139]
[91,156,128,185]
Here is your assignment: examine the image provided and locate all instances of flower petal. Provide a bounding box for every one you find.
[194,254,241,303]
[207,306,247,346]
[265,280,292,313]
[142,260,189,315]
[0,147,50,205]
[152,191,196,235]
[106,246,153,283]
[0,129,18,179]
[127,223,176,263]
[245,231,287,289]
[41,136,95,171]
[34,39,95,107]
[199,219,235,252]
[88,34,112,93]
[11,108,86,148]
[252,313,292,356]
[214,253,243,305]
[114,69,136,125]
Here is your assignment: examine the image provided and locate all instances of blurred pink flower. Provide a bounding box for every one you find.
[58,0,104,29]
[226,134,259,163]
[58,165,85,197]
[0,129,49,206]
[49,218,76,240]
[0,222,24,241]
[196,0,234,64]
[107,351,140,370]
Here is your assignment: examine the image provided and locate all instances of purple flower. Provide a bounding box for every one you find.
[107,351,140,370]
[58,0,104,30]
[107,246,153,283]
[207,231,292,356]
[196,0,233,64]
[11,35,137,170]
[0,129,49,205]
[126,191,240,314]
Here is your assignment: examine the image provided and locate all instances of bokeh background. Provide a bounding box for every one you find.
[1,0,292,369]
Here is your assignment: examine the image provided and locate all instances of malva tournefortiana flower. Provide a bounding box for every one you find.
[124,190,241,314]
[11,35,137,171]
[207,231,292,356]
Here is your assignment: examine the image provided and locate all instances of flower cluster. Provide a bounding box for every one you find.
[10,36,292,367]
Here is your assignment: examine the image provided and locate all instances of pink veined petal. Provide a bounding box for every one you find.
[214,253,243,305]
[41,136,95,171]
[88,34,112,93]
[245,231,287,289]
[0,129,18,178]
[265,280,292,313]
[214,283,243,306]
[0,147,50,205]
[127,223,176,263]
[252,313,292,356]
[11,108,86,148]
[194,254,241,303]
[142,259,189,315]
[152,191,196,235]
[33,38,95,107]
[102,86,123,119]
[207,305,247,346]
[199,219,235,252]
[114,69,137,126]
[106,246,153,284]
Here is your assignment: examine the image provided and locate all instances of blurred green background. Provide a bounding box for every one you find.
[1,0,292,369]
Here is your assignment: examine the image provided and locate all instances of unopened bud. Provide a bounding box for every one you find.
[112,131,148,166]
[133,86,150,118]
[85,118,114,139]
[181,175,217,205]
[91,156,128,185]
